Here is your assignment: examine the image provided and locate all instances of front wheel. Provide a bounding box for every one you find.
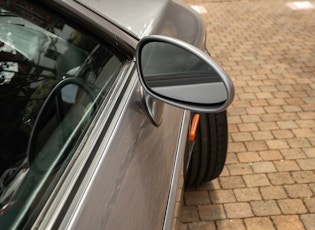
[185,111,228,187]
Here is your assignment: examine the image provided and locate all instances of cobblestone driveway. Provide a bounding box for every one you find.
[179,0,315,229]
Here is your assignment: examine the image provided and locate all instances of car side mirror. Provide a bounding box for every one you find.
[136,35,234,113]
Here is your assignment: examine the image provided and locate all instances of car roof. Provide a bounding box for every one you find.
[77,0,170,38]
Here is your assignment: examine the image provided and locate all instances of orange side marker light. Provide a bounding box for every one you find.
[189,114,200,141]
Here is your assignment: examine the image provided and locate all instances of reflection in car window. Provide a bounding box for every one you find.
[0,1,125,228]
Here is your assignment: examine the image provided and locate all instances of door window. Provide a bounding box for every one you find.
[0,1,125,228]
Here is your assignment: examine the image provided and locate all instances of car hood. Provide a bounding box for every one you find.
[77,0,205,47]
[78,0,169,38]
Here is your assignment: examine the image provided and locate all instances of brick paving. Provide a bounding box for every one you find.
[179,0,315,229]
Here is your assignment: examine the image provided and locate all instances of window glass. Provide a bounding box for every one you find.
[0,1,125,228]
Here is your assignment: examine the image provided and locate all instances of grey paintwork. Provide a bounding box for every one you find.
[32,0,208,229]
[75,0,205,45]
[61,81,184,229]
[78,0,170,38]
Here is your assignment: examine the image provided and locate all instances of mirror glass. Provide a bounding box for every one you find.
[139,41,227,104]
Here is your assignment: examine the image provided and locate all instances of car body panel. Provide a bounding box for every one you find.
[37,67,187,229]
[77,0,169,38]
[65,82,183,229]
[47,0,205,54]
[74,0,205,46]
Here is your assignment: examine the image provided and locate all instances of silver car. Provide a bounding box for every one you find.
[0,0,234,229]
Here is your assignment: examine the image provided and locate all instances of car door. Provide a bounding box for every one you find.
[0,1,186,229]
[54,72,187,230]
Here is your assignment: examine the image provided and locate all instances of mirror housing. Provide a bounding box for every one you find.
[136,35,234,113]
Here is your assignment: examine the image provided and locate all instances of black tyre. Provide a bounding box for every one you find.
[185,111,228,187]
